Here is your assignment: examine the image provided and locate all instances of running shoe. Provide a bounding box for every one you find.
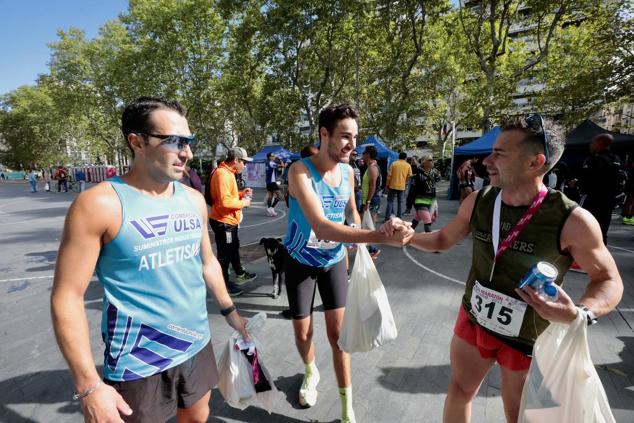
[270,208,278,216]
[266,207,274,216]
[298,368,320,407]
[569,261,586,274]
[228,285,244,297]
[623,216,634,226]
[235,271,257,285]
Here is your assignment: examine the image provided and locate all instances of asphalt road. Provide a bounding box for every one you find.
[1,179,633,422]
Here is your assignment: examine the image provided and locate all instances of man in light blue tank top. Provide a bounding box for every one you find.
[284,105,414,423]
[51,97,249,423]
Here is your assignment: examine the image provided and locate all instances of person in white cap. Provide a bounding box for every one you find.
[208,146,257,296]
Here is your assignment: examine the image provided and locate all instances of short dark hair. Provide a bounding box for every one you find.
[500,115,564,174]
[399,152,407,160]
[266,152,273,159]
[121,97,186,156]
[364,145,378,160]
[318,104,358,139]
[300,144,319,158]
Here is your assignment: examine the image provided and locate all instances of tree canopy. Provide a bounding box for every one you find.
[0,0,630,168]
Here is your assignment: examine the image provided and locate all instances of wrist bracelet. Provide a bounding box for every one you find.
[221,304,236,316]
[72,380,101,401]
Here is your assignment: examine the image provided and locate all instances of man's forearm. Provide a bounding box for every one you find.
[409,230,446,252]
[577,278,623,318]
[203,260,233,310]
[51,294,101,392]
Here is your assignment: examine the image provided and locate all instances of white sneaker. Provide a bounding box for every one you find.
[298,369,320,407]
[266,207,274,216]
[270,208,278,216]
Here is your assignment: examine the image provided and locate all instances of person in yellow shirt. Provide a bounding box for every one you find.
[209,147,257,296]
[384,152,412,220]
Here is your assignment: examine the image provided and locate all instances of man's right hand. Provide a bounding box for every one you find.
[81,383,132,423]
[379,217,414,246]
[242,197,252,208]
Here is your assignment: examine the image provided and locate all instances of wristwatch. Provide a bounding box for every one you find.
[577,304,598,326]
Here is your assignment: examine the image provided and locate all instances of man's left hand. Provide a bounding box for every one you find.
[243,188,253,196]
[515,284,577,323]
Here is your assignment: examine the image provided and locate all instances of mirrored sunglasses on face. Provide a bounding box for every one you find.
[140,133,198,151]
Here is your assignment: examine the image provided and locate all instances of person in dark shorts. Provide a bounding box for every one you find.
[265,152,286,216]
[284,104,413,423]
[391,114,623,422]
[51,97,249,423]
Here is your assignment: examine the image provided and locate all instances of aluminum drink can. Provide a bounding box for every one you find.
[518,261,558,289]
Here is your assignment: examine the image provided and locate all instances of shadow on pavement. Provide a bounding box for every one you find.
[0,368,86,423]
[24,250,57,273]
[1,228,63,246]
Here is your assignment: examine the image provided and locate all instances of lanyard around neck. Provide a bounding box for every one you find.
[490,185,548,279]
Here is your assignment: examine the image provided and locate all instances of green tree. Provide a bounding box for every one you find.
[0,83,71,168]
[457,0,577,130]
[533,1,622,128]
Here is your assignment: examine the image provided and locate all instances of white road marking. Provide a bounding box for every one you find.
[402,246,465,286]
[609,245,634,254]
[0,275,54,284]
[241,209,287,228]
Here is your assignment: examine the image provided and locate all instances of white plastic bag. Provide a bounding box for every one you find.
[518,309,615,423]
[362,209,375,230]
[216,312,282,413]
[338,242,398,353]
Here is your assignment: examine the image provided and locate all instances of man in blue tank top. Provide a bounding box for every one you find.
[284,104,414,423]
[51,97,249,423]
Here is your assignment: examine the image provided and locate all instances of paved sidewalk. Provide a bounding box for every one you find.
[1,181,633,422]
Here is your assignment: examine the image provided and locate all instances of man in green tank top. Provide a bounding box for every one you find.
[383,115,623,423]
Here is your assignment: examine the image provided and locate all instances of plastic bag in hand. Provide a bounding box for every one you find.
[518,308,615,423]
[362,210,375,231]
[338,243,397,353]
[216,312,282,413]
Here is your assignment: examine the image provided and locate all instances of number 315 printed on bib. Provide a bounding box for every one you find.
[470,281,527,337]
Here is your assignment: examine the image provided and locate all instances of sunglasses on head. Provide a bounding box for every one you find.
[524,114,549,163]
[139,133,197,151]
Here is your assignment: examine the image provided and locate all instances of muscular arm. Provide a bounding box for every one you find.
[345,166,361,226]
[408,190,477,251]
[365,164,379,205]
[51,184,132,420]
[516,207,623,323]
[562,208,623,317]
[51,185,115,392]
[288,160,408,246]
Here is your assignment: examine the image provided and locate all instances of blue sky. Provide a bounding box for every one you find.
[0,0,128,95]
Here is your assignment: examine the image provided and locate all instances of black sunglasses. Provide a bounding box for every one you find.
[524,114,549,163]
[139,133,198,151]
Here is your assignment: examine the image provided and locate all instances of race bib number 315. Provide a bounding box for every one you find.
[470,281,527,337]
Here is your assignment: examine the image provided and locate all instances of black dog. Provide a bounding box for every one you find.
[259,237,285,299]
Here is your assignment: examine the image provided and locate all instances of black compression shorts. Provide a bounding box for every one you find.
[266,182,280,192]
[284,250,348,319]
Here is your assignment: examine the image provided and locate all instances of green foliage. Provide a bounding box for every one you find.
[0,0,629,166]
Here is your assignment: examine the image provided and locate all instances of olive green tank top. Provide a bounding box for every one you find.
[462,185,577,354]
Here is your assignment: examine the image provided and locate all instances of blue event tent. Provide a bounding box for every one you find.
[454,127,500,156]
[355,135,399,164]
[250,145,293,163]
[448,127,500,199]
